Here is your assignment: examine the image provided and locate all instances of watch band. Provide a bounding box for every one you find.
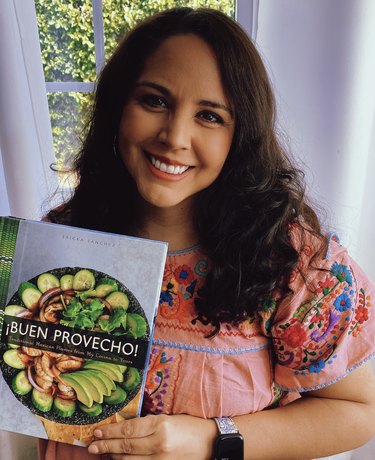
[214,416,239,435]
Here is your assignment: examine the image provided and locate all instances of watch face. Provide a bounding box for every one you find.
[215,434,244,460]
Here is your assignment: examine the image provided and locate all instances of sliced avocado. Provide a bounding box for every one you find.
[76,370,111,398]
[122,367,141,391]
[60,373,93,408]
[82,369,115,395]
[117,364,127,374]
[127,313,147,338]
[69,371,104,403]
[83,361,124,383]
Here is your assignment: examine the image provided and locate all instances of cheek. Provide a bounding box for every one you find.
[200,133,232,171]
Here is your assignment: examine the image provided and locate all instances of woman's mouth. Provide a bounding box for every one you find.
[148,154,190,175]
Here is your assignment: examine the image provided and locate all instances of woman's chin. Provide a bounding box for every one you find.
[139,191,194,211]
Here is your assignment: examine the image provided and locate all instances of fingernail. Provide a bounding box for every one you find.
[88,445,99,454]
[94,429,103,438]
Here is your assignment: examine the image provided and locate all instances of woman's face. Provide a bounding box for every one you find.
[118,33,235,210]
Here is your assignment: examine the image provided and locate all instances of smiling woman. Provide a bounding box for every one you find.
[38,6,375,460]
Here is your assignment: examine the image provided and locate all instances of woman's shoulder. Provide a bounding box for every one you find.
[260,225,375,392]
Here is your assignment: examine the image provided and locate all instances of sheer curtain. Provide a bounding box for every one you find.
[256,1,375,459]
[0,1,375,459]
[256,0,375,281]
[0,0,56,221]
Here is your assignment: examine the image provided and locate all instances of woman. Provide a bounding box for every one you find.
[40,7,375,460]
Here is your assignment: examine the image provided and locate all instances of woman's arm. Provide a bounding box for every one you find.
[236,362,375,460]
[87,363,375,459]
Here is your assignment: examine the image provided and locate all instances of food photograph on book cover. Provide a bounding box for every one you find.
[0,266,148,426]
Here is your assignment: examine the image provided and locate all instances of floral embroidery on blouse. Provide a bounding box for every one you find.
[158,259,207,323]
[349,288,372,337]
[145,347,179,415]
[270,260,372,377]
[144,235,375,415]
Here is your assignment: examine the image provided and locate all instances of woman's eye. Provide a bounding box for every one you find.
[141,94,167,109]
[197,111,223,124]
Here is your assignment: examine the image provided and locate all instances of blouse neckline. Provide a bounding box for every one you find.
[167,243,202,256]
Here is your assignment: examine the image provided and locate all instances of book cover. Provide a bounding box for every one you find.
[0,216,167,446]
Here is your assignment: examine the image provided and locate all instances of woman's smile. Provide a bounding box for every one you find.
[143,152,193,182]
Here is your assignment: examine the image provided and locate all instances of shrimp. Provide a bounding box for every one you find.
[34,356,54,381]
[42,302,64,323]
[35,374,54,391]
[57,382,76,400]
[21,347,42,357]
[55,355,83,372]
[44,351,64,360]
[40,353,55,378]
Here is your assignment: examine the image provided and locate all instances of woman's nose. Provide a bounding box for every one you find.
[157,112,192,151]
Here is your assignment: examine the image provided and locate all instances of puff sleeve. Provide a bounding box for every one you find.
[259,231,375,393]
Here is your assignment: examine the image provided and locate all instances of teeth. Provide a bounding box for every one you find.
[149,155,189,175]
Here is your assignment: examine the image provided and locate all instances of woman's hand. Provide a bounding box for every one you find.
[87,413,217,459]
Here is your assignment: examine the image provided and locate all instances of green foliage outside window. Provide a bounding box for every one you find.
[35,0,234,168]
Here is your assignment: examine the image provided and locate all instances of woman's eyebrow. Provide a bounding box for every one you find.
[136,80,170,96]
[199,100,233,117]
[136,80,233,117]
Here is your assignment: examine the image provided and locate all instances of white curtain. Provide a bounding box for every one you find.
[0,1,374,459]
[256,2,375,458]
[0,0,56,221]
[256,0,375,281]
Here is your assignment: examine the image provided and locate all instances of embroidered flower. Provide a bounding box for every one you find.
[308,358,326,373]
[317,275,335,295]
[352,324,362,337]
[331,262,353,286]
[159,293,181,319]
[333,293,352,312]
[355,305,369,324]
[174,265,194,285]
[237,317,257,337]
[279,322,307,348]
[160,290,174,306]
[311,310,340,342]
[258,295,277,313]
[185,279,197,297]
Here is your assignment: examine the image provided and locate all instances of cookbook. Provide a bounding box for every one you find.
[0,216,167,446]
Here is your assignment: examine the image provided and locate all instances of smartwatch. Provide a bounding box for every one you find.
[213,416,244,460]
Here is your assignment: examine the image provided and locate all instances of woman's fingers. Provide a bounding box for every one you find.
[89,435,156,456]
[88,415,167,456]
[110,456,150,460]
[95,414,160,439]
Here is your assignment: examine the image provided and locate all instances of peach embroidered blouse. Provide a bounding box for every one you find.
[39,231,375,459]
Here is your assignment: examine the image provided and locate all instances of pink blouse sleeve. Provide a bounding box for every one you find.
[260,230,375,393]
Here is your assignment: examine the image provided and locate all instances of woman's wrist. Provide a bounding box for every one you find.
[212,417,244,460]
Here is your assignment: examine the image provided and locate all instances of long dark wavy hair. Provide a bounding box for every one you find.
[46,7,324,328]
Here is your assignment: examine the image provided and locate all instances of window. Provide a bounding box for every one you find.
[35,0,237,179]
